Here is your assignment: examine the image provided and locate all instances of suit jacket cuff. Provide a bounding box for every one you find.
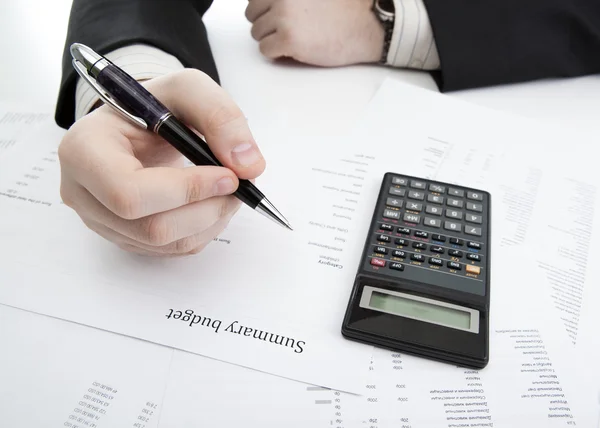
[55,0,218,129]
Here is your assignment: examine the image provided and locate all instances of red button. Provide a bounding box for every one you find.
[371,258,386,267]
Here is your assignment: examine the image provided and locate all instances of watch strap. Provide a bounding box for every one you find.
[379,20,394,64]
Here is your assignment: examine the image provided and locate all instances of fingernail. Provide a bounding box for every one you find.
[215,177,235,195]
[231,143,261,166]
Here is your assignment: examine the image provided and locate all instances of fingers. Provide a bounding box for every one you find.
[259,33,289,59]
[143,70,266,179]
[58,67,262,258]
[251,13,277,41]
[81,215,233,257]
[245,0,273,22]
[62,180,241,248]
[60,121,240,219]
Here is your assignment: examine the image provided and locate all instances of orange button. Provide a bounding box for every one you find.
[466,265,481,275]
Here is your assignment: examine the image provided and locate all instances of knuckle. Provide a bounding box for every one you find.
[57,137,72,163]
[174,236,198,254]
[217,197,239,220]
[218,198,231,220]
[106,183,141,220]
[177,68,211,88]
[279,26,295,47]
[244,4,253,20]
[205,103,244,136]
[59,184,75,209]
[185,173,211,202]
[188,246,205,255]
[143,215,175,246]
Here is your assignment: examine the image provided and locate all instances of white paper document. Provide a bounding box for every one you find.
[0,104,51,159]
[1,80,598,411]
[349,79,600,351]
[2,283,595,428]
[0,122,374,393]
[0,305,173,428]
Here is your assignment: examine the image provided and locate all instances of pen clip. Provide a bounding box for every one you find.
[72,59,147,129]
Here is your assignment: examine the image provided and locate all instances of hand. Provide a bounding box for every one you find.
[58,69,266,257]
[245,0,384,67]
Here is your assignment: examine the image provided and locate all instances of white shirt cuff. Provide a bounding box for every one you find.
[386,0,440,70]
[75,44,184,121]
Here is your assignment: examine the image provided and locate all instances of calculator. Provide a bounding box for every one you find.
[341,173,491,369]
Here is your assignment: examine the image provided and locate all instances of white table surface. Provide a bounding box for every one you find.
[2,0,600,134]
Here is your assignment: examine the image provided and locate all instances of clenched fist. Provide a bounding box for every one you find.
[245,0,384,66]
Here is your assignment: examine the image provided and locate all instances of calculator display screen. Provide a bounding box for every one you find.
[368,291,471,330]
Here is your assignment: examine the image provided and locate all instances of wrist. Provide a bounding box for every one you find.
[363,14,386,63]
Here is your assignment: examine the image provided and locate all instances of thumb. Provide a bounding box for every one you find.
[143,69,266,180]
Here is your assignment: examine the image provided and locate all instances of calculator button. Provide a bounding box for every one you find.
[467,241,482,250]
[448,188,465,197]
[427,194,444,204]
[424,217,442,228]
[466,265,481,275]
[467,191,484,201]
[395,238,408,246]
[389,187,406,197]
[467,253,481,262]
[403,213,421,224]
[447,198,464,208]
[408,190,425,201]
[466,202,483,212]
[429,257,444,266]
[411,254,425,262]
[429,184,446,193]
[450,238,464,246]
[377,234,391,243]
[432,234,446,242]
[448,249,463,258]
[371,258,386,267]
[465,214,483,224]
[444,221,462,232]
[383,209,400,220]
[392,250,406,258]
[445,209,463,220]
[392,177,408,186]
[406,202,423,212]
[410,180,427,189]
[386,197,403,208]
[447,261,462,270]
[412,242,427,250]
[397,227,411,235]
[465,226,482,237]
[374,246,388,255]
[425,205,443,216]
[414,231,428,239]
[430,246,444,254]
[390,262,405,271]
[380,223,394,231]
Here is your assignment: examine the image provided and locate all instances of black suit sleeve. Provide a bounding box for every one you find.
[423,0,600,91]
[55,0,218,129]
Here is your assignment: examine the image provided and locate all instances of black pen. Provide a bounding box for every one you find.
[70,43,292,230]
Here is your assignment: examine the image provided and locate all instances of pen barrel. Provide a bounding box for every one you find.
[157,117,264,208]
[96,64,169,131]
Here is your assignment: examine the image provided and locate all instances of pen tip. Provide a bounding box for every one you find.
[255,198,293,231]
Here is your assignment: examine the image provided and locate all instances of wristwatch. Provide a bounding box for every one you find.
[373,0,395,64]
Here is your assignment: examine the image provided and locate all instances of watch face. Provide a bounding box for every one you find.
[377,0,394,14]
